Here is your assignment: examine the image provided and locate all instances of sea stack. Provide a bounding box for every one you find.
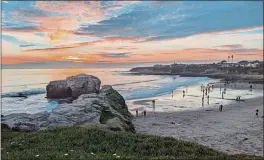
[46,74,101,99]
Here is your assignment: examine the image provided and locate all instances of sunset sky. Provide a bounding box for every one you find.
[2,1,263,66]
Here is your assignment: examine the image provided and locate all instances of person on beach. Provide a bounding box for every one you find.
[207,95,209,105]
[222,92,224,99]
[250,85,252,91]
[136,110,138,116]
[152,100,156,111]
[205,88,207,95]
[202,97,204,107]
[143,110,146,116]
[219,104,223,112]
[172,90,174,97]
[203,89,205,96]
[256,109,259,116]
[183,90,185,97]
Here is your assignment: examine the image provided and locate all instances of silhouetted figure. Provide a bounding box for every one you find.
[152,100,156,111]
[256,109,259,116]
[207,95,209,105]
[205,88,208,95]
[250,85,252,91]
[183,90,185,97]
[143,110,146,116]
[202,97,204,107]
[219,104,223,112]
[222,92,224,99]
[172,90,174,97]
[136,110,138,116]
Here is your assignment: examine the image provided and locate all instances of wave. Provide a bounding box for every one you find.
[2,83,48,88]
[122,77,208,100]
[2,89,46,98]
[112,77,167,86]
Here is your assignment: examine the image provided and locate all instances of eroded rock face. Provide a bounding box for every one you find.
[1,85,135,133]
[46,80,70,98]
[66,74,101,98]
[46,74,101,99]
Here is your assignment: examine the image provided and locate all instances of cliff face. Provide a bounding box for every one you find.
[2,84,135,132]
[130,66,171,73]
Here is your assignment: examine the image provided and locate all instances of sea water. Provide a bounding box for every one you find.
[1,68,208,115]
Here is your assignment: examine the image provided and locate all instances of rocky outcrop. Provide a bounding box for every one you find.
[46,74,101,99]
[1,85,135,133]
[46,80,70,98]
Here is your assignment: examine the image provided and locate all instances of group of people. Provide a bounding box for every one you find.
[201,84,212,106]
[135,82,259,116]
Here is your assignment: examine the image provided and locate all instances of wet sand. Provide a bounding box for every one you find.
[128,81,263,156]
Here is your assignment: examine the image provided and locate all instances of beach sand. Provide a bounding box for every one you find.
[128,81,263,156]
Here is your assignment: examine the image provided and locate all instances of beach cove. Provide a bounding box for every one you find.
[130,81,263,156]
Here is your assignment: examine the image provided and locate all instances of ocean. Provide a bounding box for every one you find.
[1,68,208,115]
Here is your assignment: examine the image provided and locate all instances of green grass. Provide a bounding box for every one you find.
[1,125,263,160]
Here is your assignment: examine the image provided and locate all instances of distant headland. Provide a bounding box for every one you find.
[130,60,264,84]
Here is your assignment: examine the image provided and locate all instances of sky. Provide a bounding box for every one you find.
[2,1,263,66]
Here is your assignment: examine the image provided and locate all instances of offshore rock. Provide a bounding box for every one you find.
[46,74,101,99]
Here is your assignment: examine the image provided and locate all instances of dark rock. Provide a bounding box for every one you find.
[46,74,101,99]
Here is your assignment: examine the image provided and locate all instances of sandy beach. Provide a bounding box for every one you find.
[128,80,263,156]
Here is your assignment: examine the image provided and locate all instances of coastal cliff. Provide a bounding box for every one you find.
[130,61,264,83]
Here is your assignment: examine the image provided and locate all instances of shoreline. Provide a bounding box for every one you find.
[131,82,263,156]
[128,72,263,84]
